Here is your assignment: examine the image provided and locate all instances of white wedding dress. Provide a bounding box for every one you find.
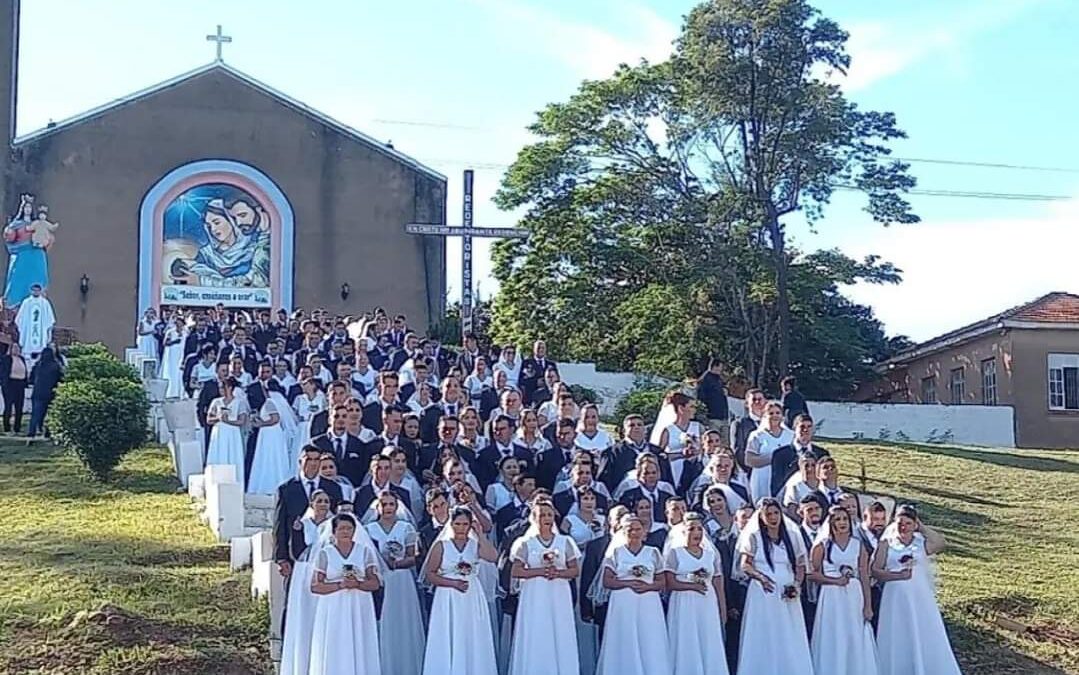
[205,397,247,485]
[810,537,878,675]
[279,517,326,675]
[423,539,498,675]
[307,543,382,675]
[136,317,157,359]
[365,519,426,675]
[665,546,730,675]
[159,325,186,398]
[509,533,581,675]
[246,399,292,495]
[736,531,813,675]
[745,427,794,502]
[876,533,960,675]
[596,544,671,675]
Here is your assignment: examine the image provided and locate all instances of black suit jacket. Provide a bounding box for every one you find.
[362,398,401,435]
[476,443,534,490]
[731,415,758,475]
[353,482,414,517]
[367,435,420,473]
[495,499,530,541]
[196,379,223,429]
[219,344,260,375]
[273,477,342,563]
[596,441,662,495]
[533,445,572,493]
[552,488,609,519]
[580,533,610,625]
[310,433,375,486]
[518,357,557,405]
[245,379,283,414]
[619,484,675,524]
[769,442,831,498]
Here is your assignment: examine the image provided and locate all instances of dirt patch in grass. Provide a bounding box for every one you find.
[0,604,269,675]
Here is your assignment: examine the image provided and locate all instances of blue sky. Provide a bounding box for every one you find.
[14,0,1079,341]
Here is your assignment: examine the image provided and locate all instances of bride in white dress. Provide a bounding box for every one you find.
[158,314,187,399]
[204,378,248,485]
[596,514,671,675]
[292,378,326,455]
[744,402,794,502]
[664,515,730,675]
[246,396,292,494]
[871,505,960,675]
[364,491,426,675]
[736,498,812,675]
[279,489,333,675]
[654,392,703,489]
[423,505,500,675]
[509,499,581,675]
[136,307,157,359]
[308,514,383,675]
[808,506,878,675]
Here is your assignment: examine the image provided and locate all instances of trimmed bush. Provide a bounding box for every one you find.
[65,353,141,385]
[49,377,150,480]
[64,342,112,360]
[612,385,668,425]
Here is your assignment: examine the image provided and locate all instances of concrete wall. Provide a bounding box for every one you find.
[562,362,1017,447]
[3,67,445,351]
[1010,328,1079,448]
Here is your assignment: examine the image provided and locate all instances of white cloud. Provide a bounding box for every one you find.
[841,193,1079,341]
[835,0,1047,91]
[467,0,678,79]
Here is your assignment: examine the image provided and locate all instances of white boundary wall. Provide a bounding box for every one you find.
[559,362,1016,448]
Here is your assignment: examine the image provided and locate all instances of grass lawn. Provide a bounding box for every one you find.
[0,441,270,675]
[0,438,1076,674]
[829,440,1079,675]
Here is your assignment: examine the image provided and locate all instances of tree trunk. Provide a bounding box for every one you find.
[766,205,790,381]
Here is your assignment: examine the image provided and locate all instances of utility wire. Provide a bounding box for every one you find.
[893,157,1079,174]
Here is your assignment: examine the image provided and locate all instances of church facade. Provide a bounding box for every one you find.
[0,1,446,352]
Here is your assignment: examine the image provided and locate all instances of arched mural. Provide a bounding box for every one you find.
[138,160,294,313]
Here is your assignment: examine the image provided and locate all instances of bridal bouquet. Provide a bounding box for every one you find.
[342,564,357,580]
[839,565,855,579]
[630,564,649,579]
[383,541,405,562]
[455,561,474,577]
[782,584,799,600]
[689,567,710,586]
[542,550,559,568]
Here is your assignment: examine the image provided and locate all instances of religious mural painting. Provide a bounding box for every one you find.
[3,192,60,307]
[138,159,294,313]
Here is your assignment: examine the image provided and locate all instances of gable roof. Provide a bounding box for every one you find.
[12,61,446,182]
[885,292,1079,366]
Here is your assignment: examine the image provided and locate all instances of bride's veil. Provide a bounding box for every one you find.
[650,399,677,446]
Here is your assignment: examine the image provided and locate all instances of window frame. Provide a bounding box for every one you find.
[949,367,965,404]
[1047,353,1079,411]
[981,358,998,406]
[920,375,937,404]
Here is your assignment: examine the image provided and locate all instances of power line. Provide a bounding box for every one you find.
[893,156,1079,174]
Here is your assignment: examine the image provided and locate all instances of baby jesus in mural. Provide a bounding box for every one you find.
[27,205,59,250]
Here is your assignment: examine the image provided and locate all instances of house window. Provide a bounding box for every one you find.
[921,376,937,404]
[1048,353,1079,410]
[982,358,997,405]
[949,367,965,404]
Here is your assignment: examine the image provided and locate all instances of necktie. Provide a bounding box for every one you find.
[306,480,315,498]
[335,437,343,458]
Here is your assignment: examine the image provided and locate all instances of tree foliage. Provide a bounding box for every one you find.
[50,377,150,481]
[64,353,141,385]
[490,0,915,395]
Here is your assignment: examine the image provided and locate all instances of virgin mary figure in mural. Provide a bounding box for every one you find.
[171,198,270,288]
[3,193,52,306]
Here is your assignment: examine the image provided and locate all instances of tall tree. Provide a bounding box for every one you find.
[674,0,919,374]
[491,0,917,392]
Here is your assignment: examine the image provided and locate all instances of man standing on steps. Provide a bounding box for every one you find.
[697,357,730,443]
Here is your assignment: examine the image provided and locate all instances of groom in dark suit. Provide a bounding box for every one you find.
[273,446,343,579]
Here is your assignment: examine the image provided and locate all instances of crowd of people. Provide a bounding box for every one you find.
[0,283,64,438]
[143,303,963,675]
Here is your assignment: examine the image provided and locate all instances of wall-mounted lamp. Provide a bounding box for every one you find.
[340,282,350,301]
[79,274,90,297]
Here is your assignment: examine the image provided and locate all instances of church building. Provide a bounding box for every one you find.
[0,2,447,352]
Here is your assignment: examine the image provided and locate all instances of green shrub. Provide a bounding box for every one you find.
[49,378,150,480]
[65,353,141,385]
[567,383,601,405]
[64,342,112,360]
[612,386,668,425]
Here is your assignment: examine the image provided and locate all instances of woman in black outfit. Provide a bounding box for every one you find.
[0,343,29,433]
[28,347,63,438]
